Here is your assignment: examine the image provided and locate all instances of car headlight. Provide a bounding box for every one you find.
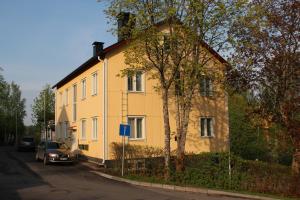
[49,153,59,158]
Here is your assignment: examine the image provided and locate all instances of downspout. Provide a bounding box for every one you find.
[98,56,108,164]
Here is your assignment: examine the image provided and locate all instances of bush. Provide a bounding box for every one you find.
[108,143,300,198]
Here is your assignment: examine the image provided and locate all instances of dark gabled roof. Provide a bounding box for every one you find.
[52,40,127,89]
[52,36,227,89]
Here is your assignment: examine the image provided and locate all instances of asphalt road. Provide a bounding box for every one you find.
[0,146,246,200]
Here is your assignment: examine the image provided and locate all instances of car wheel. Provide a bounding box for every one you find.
[35,153,40,161]
[43,156,49,165]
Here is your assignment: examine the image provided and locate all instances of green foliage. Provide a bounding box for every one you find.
[0,69,26,144]
[111,148,300,197]
[108,143,300,197]
[229,93,294,164]
[31,84,55,129]
[229,93,270,161]
[228,0,300,172]
[25,125,41,144]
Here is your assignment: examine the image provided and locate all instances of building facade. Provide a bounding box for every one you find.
[53,27,229,163]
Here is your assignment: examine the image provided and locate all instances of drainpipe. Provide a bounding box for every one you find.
[98,56,108,164]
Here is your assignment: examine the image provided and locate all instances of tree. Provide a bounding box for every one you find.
[169,0,244,172]
[31,84,55,132]
[0,68,26,144]
[228,0,300,172]
[9,82,26,144]
[104,0,245,175]
[229,93,277,162]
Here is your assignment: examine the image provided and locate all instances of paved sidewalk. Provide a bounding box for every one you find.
[79,161,278,200]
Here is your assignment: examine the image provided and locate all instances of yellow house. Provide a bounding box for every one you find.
[52,18,229,163]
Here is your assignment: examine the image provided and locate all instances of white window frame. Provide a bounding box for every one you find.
[127,116,145,140]
[127,71,144,92]
[92,117,98,140]
[81,78,86,100]
[81,119,86,140]
[91,72,98,96]
[64,88,68,106]
[200,117,214,137]
[59,92,63,108]
[72,84,77,122]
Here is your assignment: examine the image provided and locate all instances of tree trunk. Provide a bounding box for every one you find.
[162,88,171,180]
[175,94,184,172]
[175,93,193,172]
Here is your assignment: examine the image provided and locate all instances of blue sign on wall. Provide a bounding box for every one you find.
[119,124,131,137]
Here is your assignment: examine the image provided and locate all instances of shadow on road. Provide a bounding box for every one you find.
[0,145,49,200]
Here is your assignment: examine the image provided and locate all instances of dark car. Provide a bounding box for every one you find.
[35,141,75,165]
[18,136,35,151]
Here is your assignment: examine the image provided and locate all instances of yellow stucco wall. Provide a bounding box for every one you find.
[55,42,229,161]
[55,61,104,159]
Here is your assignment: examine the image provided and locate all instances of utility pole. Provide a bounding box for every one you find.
[44,90,47,150]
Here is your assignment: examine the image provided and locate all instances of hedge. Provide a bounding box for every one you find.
[107,143,300,198]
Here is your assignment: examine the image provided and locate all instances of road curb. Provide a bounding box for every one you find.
[89,170,277,200]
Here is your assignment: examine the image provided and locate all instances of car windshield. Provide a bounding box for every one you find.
[46,142,60,149]
[22,138,33,142]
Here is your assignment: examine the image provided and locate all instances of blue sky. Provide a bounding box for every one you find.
[0,0,116,125]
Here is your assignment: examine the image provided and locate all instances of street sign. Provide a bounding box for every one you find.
[119,124,130,137]
[119,123,131,177]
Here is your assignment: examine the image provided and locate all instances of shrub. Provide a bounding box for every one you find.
[108,143,300,198]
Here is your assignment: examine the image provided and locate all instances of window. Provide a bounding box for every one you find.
[200,77,213,96]
[59,92,63,108]
[78,144,89,151]
[128,117,144,139]
[64,89,68,106]
[72,84,77,121]
[128,75,133,91]
[64,121,69,138]
[200,117,214,137]
[81,79,86,99]
[92,118,98,140]
[81,119,86,139]
[127,71,143,92]
[92,73,98,95]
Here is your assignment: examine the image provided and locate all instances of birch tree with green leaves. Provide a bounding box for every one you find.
[103,0,246,177]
